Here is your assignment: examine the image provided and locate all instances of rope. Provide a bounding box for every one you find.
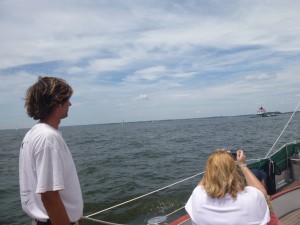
[166,206,185,217]
[264,101,300,158]
[246,158,266,162]
[86,172,204,218]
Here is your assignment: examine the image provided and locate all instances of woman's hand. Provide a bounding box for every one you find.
[236,150,246,165]
[235,150,268,197]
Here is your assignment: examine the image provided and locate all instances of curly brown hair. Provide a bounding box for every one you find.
[25,76,73,120]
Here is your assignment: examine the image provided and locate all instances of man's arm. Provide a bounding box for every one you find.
[41,191,70,225]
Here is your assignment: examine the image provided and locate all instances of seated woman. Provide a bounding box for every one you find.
[185,150,270,225]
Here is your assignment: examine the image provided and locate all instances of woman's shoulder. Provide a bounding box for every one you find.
[191,185,206,196]
[245,186,261,192]
[243,186,265,198]
[195,185,204,191]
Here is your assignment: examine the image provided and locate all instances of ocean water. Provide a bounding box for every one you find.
[1,113,299,225]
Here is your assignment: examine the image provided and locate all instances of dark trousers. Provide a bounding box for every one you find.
[35,219,76,225]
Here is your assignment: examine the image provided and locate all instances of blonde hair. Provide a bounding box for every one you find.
[202,150,245,198]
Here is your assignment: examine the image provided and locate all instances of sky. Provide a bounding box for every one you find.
[1,0,300,130]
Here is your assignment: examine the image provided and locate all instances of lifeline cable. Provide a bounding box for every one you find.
[166,206,185,217]
[264,101,300,158]
[86,172,204,218]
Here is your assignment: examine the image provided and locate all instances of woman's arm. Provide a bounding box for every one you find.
[236,150,268,197]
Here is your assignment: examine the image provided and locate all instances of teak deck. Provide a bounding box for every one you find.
[280,208,300,225]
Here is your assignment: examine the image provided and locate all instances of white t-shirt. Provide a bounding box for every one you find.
[185,185,270,225]
[19,123,83,222]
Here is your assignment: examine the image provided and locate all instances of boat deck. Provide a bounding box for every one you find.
[272,181,300,225]
[277,180,299,192]
[281,208,300,225]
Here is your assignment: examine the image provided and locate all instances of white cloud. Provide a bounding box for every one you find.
[68,66,84,74]
[245,73,277,81]
[1,0,300,129]
[136,94,149,101]
[125,66,167,82]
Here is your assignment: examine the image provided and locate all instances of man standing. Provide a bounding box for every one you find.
[19,77,83,225]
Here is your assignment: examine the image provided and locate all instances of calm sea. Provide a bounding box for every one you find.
[1,113,299,225]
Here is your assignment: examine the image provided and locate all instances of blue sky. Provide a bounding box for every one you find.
[1,0,300,130]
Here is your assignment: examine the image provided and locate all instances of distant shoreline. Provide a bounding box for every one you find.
[2,111,299,131]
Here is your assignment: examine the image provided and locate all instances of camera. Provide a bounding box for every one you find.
[230,152,237,160]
